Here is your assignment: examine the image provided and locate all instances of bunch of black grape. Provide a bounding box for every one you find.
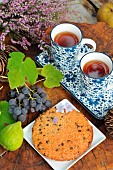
[8,86,52,122]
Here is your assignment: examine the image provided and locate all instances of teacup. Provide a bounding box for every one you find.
[80,52,113,96]
[50,23,96,70]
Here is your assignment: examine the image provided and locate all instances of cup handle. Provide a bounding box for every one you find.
[77,38,96,60]
[106,76,113,91]
[106,83,113,91]
[81,38,96,52]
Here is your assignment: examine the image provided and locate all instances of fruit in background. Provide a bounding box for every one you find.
[0,122,23,151]
[97,2,113,28]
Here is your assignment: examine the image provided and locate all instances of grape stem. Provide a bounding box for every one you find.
[24,83,35,100]
[16,87,19,94]
[25,83,34,93]
[28,93,34,100]
[35,78,46,84]
[18,100,21,107]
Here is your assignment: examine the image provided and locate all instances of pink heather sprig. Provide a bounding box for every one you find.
[0,0,70,50]
[2,0,8,4]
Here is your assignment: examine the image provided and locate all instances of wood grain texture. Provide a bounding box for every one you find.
[1,22,113,170]
[75,22,113,58]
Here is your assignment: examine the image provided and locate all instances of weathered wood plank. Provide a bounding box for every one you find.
[66,0,97,23]
[86,0,113,8]
[67,0,113,25]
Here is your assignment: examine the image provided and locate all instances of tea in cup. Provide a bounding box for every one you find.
[50,23,96,70]
[54,31,79,47]
[83,60,109,78]
[80,52,113,95]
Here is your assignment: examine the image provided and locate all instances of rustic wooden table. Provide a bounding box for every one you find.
[1,0,113,168]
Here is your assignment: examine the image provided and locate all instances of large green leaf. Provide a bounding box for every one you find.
[0,101,15,131]
[41,64,64,88]
[7,52,38,89]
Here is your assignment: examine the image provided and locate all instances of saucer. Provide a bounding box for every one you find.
[35,45,113,119]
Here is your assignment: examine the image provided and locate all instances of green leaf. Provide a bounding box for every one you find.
[7,52,38,89]
[8,52,24,70]
[41,64,64,88]
[23,57,38,84]
[0,101,15,131]
[8,68,25,89]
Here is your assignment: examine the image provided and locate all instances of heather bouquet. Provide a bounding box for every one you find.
[0,0,70,51]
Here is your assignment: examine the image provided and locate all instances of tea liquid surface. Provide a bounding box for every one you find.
[83,60,109,78]
[54,31,79,47]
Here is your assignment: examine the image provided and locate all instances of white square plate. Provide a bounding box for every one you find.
[23,99,106,170]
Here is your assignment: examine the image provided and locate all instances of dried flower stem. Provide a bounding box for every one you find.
[0,151,7,158]
[0,76,8,79]
[0,86,3,90]
[0,0,70,51]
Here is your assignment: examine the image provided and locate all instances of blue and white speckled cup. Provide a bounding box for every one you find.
[80,52,113,96]
[50,23,96,70]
